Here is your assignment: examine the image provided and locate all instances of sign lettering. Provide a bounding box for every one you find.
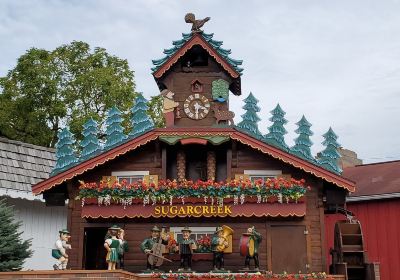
[154,205,232,217]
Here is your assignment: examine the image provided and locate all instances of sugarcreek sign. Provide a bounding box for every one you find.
[81,202,306,219]
[154,205,232,217]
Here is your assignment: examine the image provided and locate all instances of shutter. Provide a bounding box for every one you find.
[144,175,159,186]
[102,176,117,186]
[234,174,250,181]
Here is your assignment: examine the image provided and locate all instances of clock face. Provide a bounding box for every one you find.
[183,94,211,120]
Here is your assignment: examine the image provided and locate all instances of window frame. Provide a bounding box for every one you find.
[111,171,149,184]
[244,170,282,183]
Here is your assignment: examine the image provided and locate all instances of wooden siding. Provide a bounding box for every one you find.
[62,140,330,273]
[325,199,400,280]
[160,57,233,127]
[5,197,67,270]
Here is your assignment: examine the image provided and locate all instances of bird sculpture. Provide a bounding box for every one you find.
[185,13,210,33]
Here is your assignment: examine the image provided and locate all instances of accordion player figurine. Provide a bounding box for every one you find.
[176,226,197,272]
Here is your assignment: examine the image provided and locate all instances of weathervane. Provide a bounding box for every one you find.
[185,13,210,33]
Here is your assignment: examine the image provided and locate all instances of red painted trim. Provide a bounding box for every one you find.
[32,127,355,194]
[153,34,240,79]
[180,138,208,145]
[31,131,159,194]
[231,131,355,192]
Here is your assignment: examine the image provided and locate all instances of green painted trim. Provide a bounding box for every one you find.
[159,136,181,145]
[159,135,229,145]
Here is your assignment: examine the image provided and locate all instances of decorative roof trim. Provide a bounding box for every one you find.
[32,131,159,194]
[153,34,240,79]
[32,127,355,194]
[230,130,355,192]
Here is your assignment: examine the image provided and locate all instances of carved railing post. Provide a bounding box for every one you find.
[207,151,216,181]
[177,150,186,183]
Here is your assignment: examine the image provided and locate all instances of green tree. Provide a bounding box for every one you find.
[291,115,316,162]
[104,106,127,150]
[148,95,165,128]
[0,41,136,147]
[129,93,154,138]
[52,127,78,175]
[237,92,262,137]
[318,127,342,174]
[0,199,32,271]
[80,118,101,161]
[264,104,289,151]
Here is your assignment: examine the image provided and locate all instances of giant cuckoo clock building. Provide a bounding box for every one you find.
[31,14,377,280]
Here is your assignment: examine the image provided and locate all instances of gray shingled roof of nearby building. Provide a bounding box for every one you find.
[0,137,55,193]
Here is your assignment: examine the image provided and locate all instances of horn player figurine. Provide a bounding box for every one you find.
[239,226,262,271]
[211,225,233,271]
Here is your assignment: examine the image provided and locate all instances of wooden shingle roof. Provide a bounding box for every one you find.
[0,137,55,193]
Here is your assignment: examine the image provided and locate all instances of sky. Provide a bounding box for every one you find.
[0,0,399,163]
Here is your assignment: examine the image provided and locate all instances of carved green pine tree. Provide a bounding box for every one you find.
[318,127,342,174]
[104,106,127,150]
[236,92,262,137]
[291,115,316,162]
[80,118,101,161]
[52,127,78,175]
[264,104,289,151]
[129,93,154,138]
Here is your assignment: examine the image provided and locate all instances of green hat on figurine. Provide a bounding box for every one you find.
[215,226,223,233]
[181,226,192,233]
[151,226,161,232]
[59,229,70,235]
[108,225,121,230]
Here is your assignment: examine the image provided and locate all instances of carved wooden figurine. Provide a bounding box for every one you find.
[161,89,179,127]
[211,225,233,271]
[176,226,197,272]
[240,226,262,271]
[184,13,210,33]
[213,104,235,126]
[140,226,170,271]
[104,225,122,270]
[52,229,71,270]
[118,229,129,269]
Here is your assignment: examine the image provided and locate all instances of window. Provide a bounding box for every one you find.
[111,171,149,184]
[169,226,215,243]
[244,170,282,184]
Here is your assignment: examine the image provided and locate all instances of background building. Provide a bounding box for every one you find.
[0,137,67,269]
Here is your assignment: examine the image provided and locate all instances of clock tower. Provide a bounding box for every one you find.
[152,14,243,127]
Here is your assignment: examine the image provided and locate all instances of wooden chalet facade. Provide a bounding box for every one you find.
[31,16,361,279]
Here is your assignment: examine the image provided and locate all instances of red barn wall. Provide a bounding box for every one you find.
[325,199,400,280]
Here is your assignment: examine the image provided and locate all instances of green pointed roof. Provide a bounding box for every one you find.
[151,32,243,75]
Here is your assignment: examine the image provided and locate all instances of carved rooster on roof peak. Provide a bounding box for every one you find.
[185,13,210,33]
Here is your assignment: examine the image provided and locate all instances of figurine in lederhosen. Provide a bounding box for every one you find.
[52,229,71,270]
[176,226,197,272]
[211,226,229,271]
[240,226,262,271]
[140,226,169,271]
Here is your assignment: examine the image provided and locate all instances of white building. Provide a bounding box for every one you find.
[0,137,67,270]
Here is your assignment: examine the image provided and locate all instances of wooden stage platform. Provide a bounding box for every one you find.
[0,270,346,280]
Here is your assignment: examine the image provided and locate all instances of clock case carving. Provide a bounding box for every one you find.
[153,43,240,127]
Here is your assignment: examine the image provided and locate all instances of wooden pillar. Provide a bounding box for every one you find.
[177,150,186,182]
[207,151,216,181]
[161,147,167,179]
[227,148,232,181]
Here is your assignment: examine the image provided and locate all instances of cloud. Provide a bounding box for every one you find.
[1,0,399,163]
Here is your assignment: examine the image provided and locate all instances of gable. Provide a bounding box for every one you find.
[32,127,355,195]
[152,33,242,95]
